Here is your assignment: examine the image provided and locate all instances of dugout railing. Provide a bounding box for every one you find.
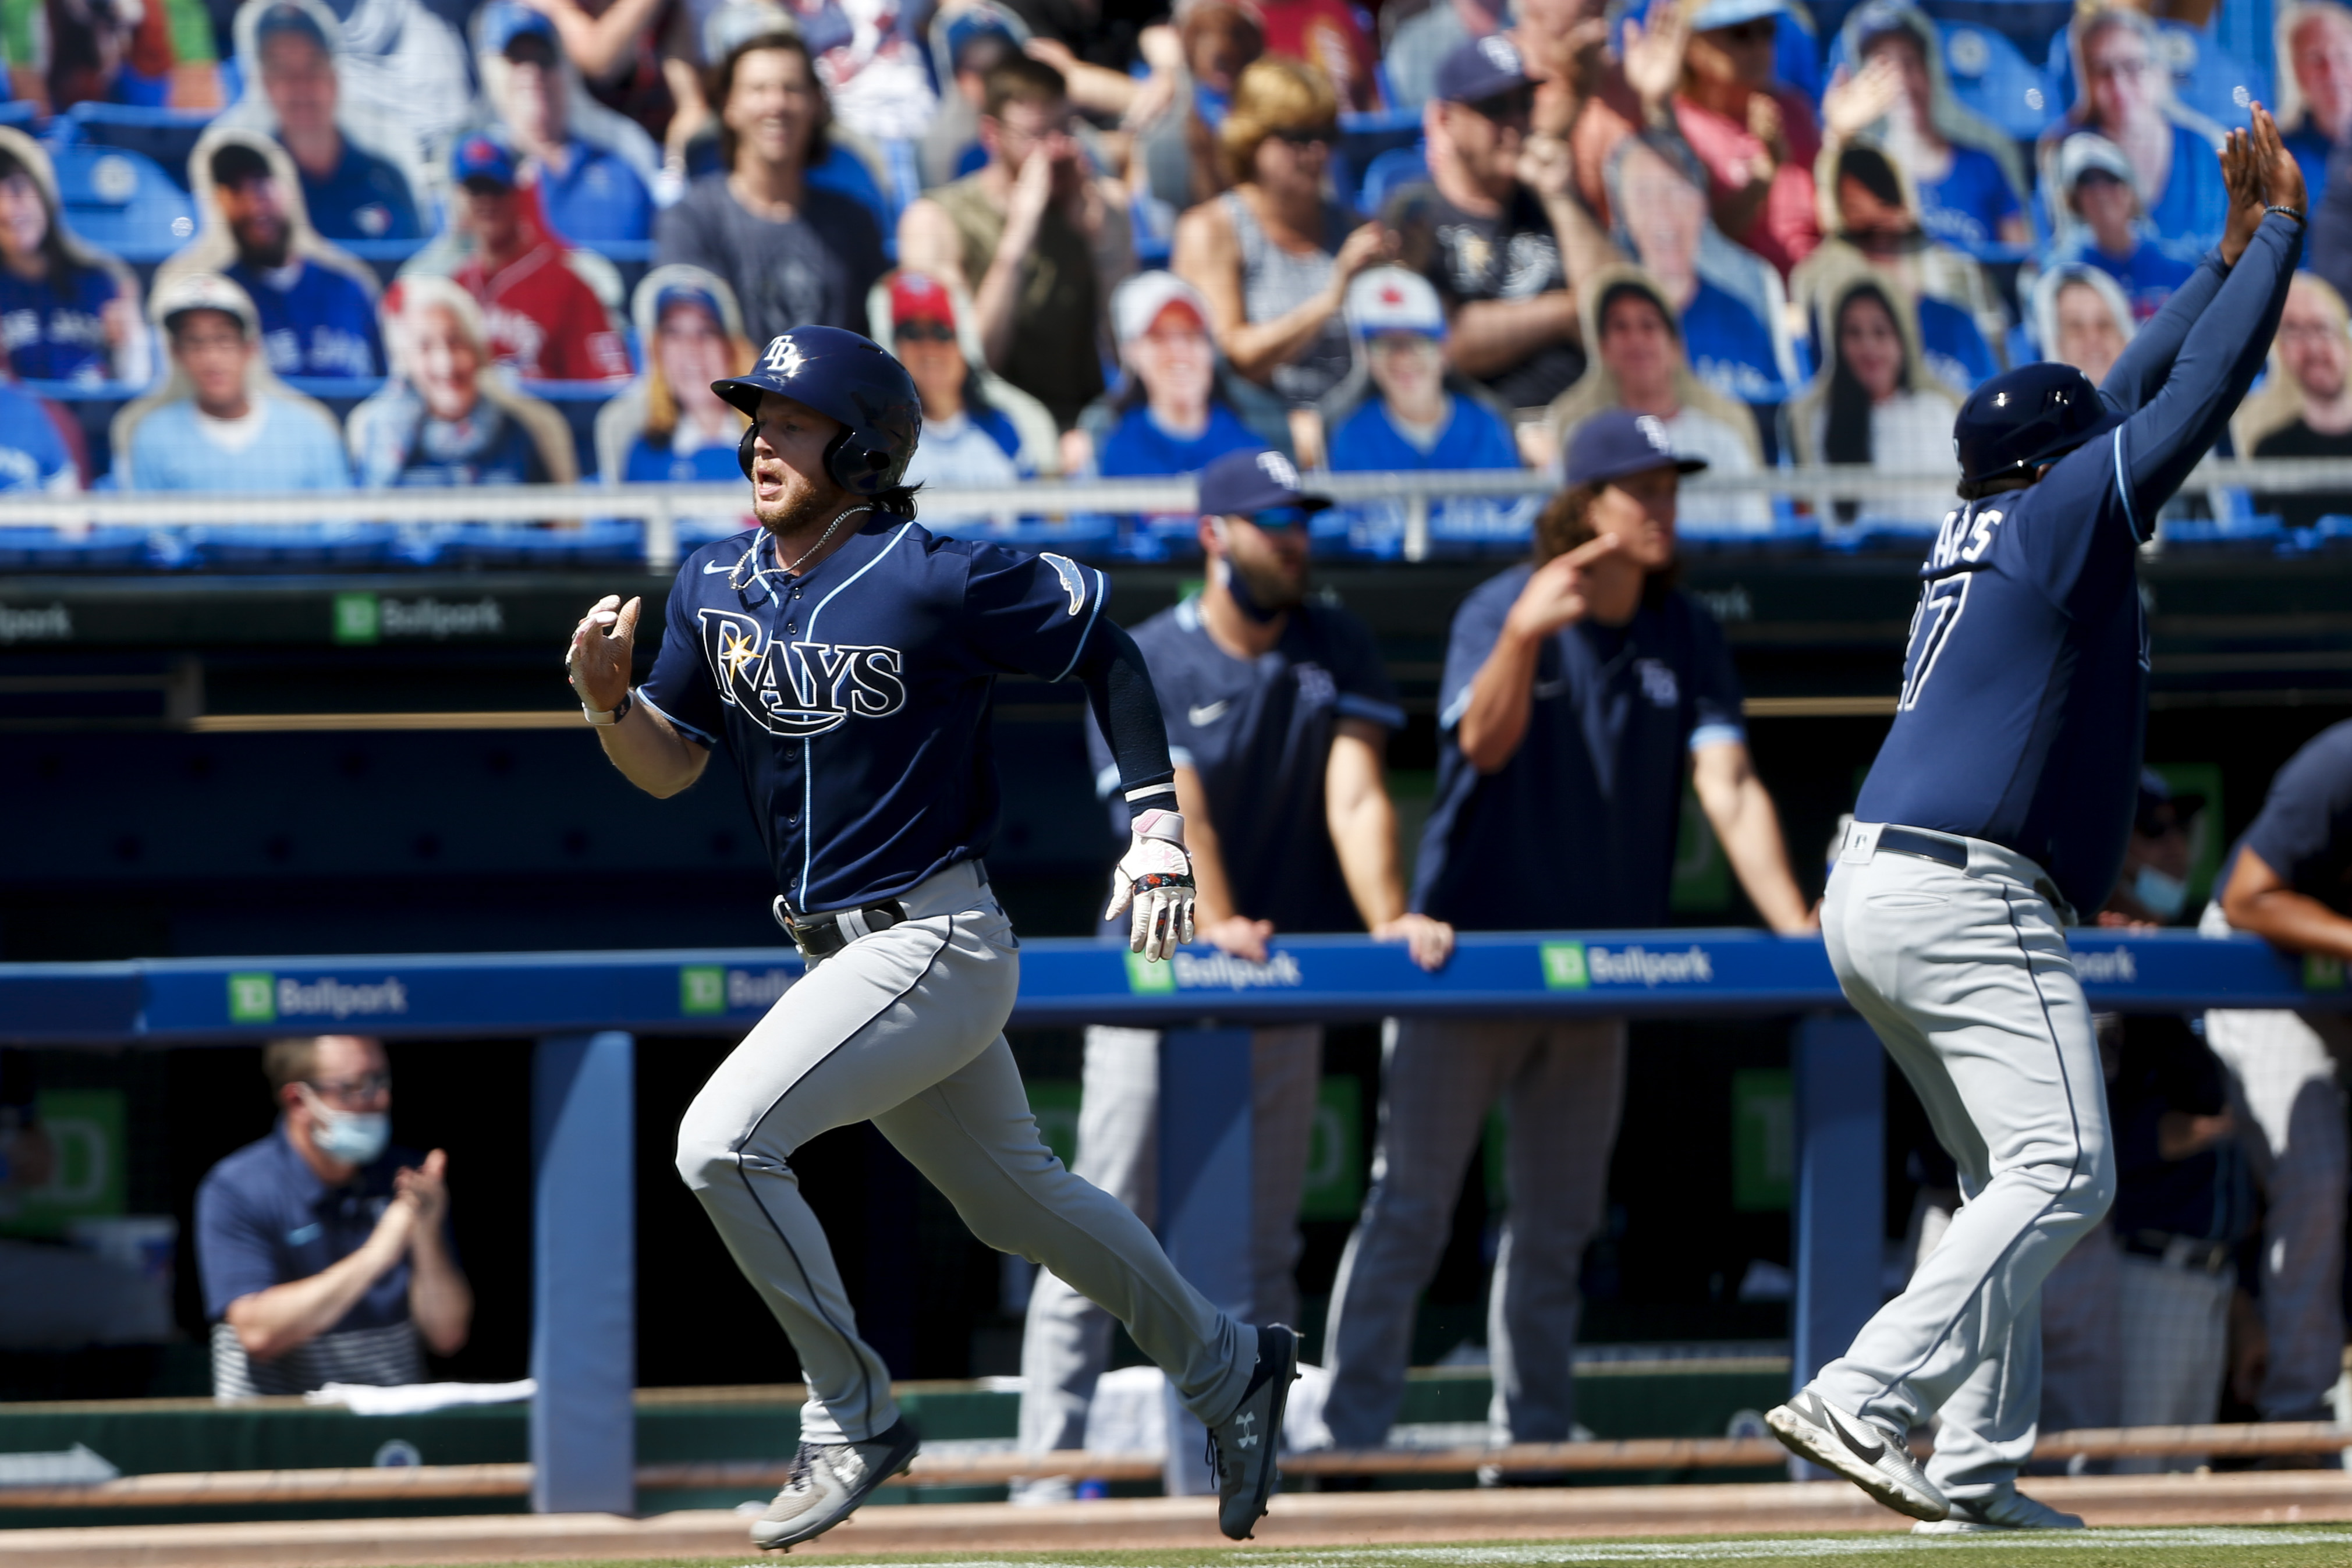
[5,460,2352,569]
[2,929,2344,1510]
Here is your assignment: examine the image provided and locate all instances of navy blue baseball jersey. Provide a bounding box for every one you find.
[1084,595,1403,933]
[2226,718,2352,917]
[1857,218,2301,917]
[638,519,1111,914]
[1411,571,1746,930]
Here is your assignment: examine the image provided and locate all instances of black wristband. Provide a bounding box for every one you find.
[2266,205,2307,225]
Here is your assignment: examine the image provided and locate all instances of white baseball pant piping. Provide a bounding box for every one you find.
[2200,899,2352,1421]
[1321,1015,1626,1449]
[1815,826,2116,1500]
[674,860,1258,1446]
[1017,1023,1321,1455]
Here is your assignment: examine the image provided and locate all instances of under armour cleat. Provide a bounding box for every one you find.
[749,1418,920,1550]
[1209,1322,1299,1539]
[1766,1389,1947,1521]
[1913,1485,2086,1532]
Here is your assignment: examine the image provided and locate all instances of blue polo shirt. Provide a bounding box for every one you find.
[1915,144,2024,253]
[2223,719,2352,918]
[1413,570,1746,930]
[638,520,1116,914]
[292,139,424,241]
[194,1124,423,1329]
[536,140,654,247]
[1095,402,1262,476]
[1326,393,1519,471]
[1084,594,1403,934]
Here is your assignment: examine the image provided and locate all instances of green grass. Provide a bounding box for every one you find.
[382,1527,2352,1568]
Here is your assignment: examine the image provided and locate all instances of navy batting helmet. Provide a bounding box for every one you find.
[1953,362,2125,498]
[714,327,923,495]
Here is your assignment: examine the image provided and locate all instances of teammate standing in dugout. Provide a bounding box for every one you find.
[1768,108,2307,1531]
[561,327,1296,1551]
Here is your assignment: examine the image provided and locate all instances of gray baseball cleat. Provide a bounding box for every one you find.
[749,1418,920,1550]
[1209,1322,1299,1540]
[1913,1486,2086,1532]
[1765,1389,1947,1521]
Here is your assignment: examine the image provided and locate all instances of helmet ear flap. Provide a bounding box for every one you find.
[737,420,760,481]
[825,428,894,496]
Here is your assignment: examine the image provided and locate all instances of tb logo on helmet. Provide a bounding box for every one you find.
[697,608,908,737]
[760,336,806,379]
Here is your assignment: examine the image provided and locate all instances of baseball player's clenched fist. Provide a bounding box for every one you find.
[567,594,642,711]
[1106,808,1197,962]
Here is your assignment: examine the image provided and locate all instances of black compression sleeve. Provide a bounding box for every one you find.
[1074,621,1179,818]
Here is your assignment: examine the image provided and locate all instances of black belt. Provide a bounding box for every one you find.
[2122,1229,2234,1276]
[1877,825,1969,869]
[772,896,907,959]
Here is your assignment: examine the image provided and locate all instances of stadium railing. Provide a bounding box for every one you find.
[6,460,2352,569]
[3,928,2343,1509]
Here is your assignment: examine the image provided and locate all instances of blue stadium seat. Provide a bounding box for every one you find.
[1829,17,2056,141]
[178,523,406,572]
[416,519,645,570]
[1915,0,2075,62]
[49,144,197,265]
[63,103,219,191]
[337,239,428,289]
[807,145,895,257]
[522,380,627,478]
[0,526,152,572]
[0,101,37,131]
[1358,143,1429,214]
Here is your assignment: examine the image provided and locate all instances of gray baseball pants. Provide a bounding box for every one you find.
[674,860,1258,1446]
[1815,826,2115,1500]
[2200,900,2351,1421]
[1016,1023,1321,1454]
[1321,1015,1626,1448]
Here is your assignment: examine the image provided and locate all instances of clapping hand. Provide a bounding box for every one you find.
[1822,57,1903,142]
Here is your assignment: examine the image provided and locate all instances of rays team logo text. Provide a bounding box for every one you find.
[697,608,907,737]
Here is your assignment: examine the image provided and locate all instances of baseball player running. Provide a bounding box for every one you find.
[1768,111,2304,1531]
[563,327,1296,1549]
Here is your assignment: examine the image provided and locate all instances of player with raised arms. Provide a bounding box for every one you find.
[562,326,1297,1551]
[1766,108,2306,1532]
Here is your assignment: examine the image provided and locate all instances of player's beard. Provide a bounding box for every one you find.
[1218,554,1304,623]
[753,466,852,540]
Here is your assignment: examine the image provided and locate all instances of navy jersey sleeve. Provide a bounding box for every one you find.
[2240,721,2352,906]
[194,1165,281,1320]
[1684,600,1746,752]
[1436,574,1517,732]
[959,545,1111,682]
[1325,608,1406,730]
[636,554,729,746]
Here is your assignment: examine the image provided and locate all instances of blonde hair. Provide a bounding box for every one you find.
[1220,55,1338,186]
[2235,271,2352,454]
[644,311,753,445]
[262,1038,322,1094]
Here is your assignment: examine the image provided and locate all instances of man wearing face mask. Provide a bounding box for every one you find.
[194,1035,471,1400]
[2098,771,2206,927]
[1013,447,1452,1498]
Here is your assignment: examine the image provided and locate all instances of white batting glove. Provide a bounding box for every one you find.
[1105,808,1197,962]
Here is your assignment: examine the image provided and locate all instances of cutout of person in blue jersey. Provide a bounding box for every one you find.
[1794,140,2003,396]
[2046,0,2267,136]
[1084,270,1276,477]
[597,265,755,488]
[114,272,353,492]
[0,127,149,386]
[2280,1,2352,207]
[2040,8,2233,257]
[478,3,656,249]
[163,130,384,381]
[1322,408,1813,1462]
[2044,133,2200,324]
[1827,2,2030,255]
[0,378,81,494]
[248,2,425,242]
[1606,133,1796,408]
[347,276,577,491]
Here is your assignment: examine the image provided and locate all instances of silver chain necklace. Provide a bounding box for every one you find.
[772,502,872,579]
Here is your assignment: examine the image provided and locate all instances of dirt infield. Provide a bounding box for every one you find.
[2,1471,2349,1568]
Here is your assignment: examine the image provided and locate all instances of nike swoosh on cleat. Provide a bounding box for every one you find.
[1811,1396,1885,1462]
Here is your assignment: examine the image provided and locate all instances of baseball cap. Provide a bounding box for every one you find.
[253,3,331,52]
[2135,768,2206,835]
[1345,266,1446,338]
[153,270,260,337]
[889,271,959,331]
[452,132,518,189]
[1112,270,1210,345]
[1563,409,1707,487]
[2058,133,2136,196]
[1172,0,1266,29]
[652,276,729,327]
[1687,0,1788,30]
[481,0,558,55]
[1434,33,1531,106]
[1198,448,1331,523]
[704,0,800,65]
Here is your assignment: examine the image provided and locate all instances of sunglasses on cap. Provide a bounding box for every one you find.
[1269,125,1335,146]
[1242,506,1312,530]
[895,320,956,343]
[1710,17,1776,42]
[1465,85,1536,124]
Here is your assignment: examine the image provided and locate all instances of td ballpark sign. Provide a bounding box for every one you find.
[1541,941,1715,989]
[228,972,410,1023]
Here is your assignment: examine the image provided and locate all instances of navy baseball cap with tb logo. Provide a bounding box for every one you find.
[1198,448,1333,527]
[1562,410,1709,489]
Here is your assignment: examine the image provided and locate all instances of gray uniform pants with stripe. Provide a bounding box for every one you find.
[2200,900,2351,1421]
[1321,1016,1627,1449]
[674,860,1257,1446]
[1016,1023,1321,1455]
[1815,829,2115,1500]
